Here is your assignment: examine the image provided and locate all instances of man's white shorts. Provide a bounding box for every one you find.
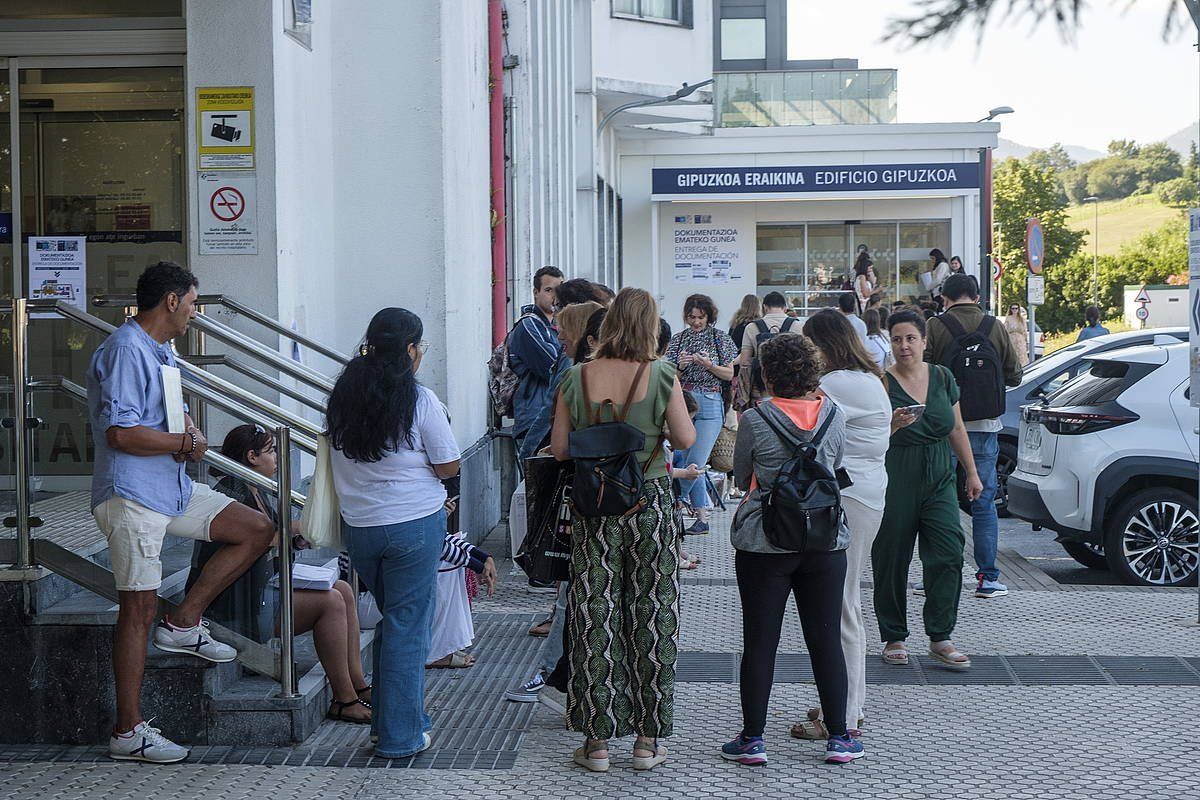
[93,483,236,592]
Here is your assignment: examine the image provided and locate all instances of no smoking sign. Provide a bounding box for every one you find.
[198,171,257,255]
[210,186,245,222]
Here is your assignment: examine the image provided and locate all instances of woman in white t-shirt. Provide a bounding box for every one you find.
[795,309,893,740]
[326,307,461,760]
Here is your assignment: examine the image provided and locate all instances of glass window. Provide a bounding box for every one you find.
[721,18,766,60]
[898,221,950,305]
[752,71,784,126]
[715,71,756,128]
[285,0,313,48]
[810,71,842,125]
[868,70,897,123]
[0,0,181,18]
[851,223,897,306]
[757,226,806,298]
[840,71,869,125]
[612,0,684,23]
[802,224,849,314]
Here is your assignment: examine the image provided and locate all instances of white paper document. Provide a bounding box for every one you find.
[271,559,339,591]
[160,365,186,434]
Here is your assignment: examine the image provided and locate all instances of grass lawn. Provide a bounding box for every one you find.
[1064,194,1182,256]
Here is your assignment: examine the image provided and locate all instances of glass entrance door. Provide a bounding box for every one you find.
[6,60,185,489]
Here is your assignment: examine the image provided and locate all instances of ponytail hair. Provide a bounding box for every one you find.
[326,307,424,462]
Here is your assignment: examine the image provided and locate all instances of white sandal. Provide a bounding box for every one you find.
[632,740,668,771]
[573,742,610,773]
[928,641,972,671]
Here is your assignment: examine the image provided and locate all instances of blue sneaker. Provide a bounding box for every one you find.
[720,734,767,766]
[686,519,710,535]
[824,733,864,764]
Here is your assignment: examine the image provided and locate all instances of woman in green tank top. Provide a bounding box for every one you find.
[549,288,695,773]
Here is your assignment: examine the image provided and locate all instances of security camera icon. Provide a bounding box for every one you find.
[210,114,242,143]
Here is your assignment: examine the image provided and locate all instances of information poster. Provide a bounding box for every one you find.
[197,87,255,169]
[28,236,86,318]
[198,171,258,254]
[672,213,741,285]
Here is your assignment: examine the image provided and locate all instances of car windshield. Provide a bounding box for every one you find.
[1020,343,1088,385]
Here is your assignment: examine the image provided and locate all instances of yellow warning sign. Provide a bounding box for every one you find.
[197,87,254,169]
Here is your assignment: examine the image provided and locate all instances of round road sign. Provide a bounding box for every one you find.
[991,256,1003,283]
[1135,305,1150,321]
[1025,218,1044,274]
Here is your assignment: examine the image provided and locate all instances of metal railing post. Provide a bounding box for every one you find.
[10,298,31,570]
[275,425,299,698]
[192,304,209,484]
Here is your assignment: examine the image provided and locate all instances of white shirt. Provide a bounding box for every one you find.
[843,312,868,344]
[331,385,461,527]
[819,369,891,510]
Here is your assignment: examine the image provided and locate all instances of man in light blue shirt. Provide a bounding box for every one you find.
[88,261,274,763]
[1076,305,1110,341]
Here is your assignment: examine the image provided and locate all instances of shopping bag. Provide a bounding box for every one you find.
[708,409,739,473]
[515,457,572,583]
[301,434,343,550]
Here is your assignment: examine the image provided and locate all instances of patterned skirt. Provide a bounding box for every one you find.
[565,476,681,739]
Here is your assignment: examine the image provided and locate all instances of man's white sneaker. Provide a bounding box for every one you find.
[108,721,189,764]
[153,619,237,663]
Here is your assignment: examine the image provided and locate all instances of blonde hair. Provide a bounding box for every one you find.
[729,294,762,330]
[593,288,660,362]
[555,301,602,360]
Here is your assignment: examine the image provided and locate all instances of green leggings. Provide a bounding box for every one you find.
[871,443,965,643]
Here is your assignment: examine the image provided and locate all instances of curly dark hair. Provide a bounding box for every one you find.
[683,293,719,326]
[136,261,198,310]
[759,332,822,399]
[326,307,425,462]
[887,309,926,337]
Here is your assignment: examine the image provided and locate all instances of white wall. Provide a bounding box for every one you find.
[592,1,713,91]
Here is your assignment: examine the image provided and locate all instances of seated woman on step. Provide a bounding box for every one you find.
[188,423,372,724]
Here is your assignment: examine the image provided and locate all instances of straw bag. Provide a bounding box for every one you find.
[708,409,739,473]
[301,434,343,550]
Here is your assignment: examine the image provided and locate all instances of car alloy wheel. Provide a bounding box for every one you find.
[1112,495,1199,586]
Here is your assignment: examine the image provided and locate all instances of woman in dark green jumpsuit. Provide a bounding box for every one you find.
[871,311,982,670]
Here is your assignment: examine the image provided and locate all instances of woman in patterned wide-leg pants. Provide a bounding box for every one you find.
[565,476,680,744]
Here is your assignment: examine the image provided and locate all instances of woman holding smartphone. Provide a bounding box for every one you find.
[871,310,981,671]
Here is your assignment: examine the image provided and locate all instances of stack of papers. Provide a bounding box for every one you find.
[270,559,338,591]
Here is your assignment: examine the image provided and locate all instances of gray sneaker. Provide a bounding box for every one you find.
[504,672,546,702]
[153,619,237,663]
[108,721,189,764]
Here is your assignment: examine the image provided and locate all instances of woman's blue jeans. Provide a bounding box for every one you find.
[676,389,723,509]
[343,509,445,758]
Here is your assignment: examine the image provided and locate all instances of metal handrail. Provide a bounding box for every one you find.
[189,313,336,394]
[91,292,350,366]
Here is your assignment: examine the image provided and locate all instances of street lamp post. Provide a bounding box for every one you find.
[976,106,1013,311]
[1083,196,1100,307]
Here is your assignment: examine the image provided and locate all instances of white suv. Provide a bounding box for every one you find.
[1007,341,1199,587]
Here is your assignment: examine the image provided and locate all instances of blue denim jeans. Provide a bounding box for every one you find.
[676,390,724,509]
[539,581,569,674]
[967,431,1000,582]
[343,509,445,757]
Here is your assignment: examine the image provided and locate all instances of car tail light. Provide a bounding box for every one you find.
[1027,408,1138,435]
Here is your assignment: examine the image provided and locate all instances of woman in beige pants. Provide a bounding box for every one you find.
[794,310,893,737]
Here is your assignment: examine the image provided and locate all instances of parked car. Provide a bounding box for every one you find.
[964,328,1189,518]
[1006,341,1198,587]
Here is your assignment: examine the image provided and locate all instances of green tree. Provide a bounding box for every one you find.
[1155,175,1199,208]
[1107,138,1142,159]
[1027,142,1076,174]
[1058,164,1092,203]
[1135,141,1184,185]
[993,157,1085,312]
[1085,157,1142,198]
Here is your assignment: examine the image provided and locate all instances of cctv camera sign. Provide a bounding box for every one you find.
[197,87,255,169]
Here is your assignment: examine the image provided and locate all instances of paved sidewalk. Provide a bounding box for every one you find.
[2,506,1198,800]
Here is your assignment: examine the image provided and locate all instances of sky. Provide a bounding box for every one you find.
[786,0,1198,152]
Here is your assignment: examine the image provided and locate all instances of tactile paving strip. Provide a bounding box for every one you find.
[0,613,544,770]
[676,651,1200,686]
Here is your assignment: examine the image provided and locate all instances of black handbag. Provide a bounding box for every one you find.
[516,457,573,582]
[567,362,657,518]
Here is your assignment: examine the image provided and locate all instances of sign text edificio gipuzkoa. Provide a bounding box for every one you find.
[651,162,981,197]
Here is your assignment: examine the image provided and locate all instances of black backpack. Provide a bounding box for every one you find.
[755,407,843,553]
[937,313,1005,422]
[749,317,799,395]
[567,362,658,518]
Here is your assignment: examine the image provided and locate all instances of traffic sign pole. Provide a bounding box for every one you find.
[1025,219,1044,361]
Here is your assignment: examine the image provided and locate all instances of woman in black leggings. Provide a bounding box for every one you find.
[718,333,864,766]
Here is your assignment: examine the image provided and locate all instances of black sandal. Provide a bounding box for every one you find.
[327,698,372,724]
[355,684,373,708]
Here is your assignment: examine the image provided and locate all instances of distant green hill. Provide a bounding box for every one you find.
[1064,194,1182,256]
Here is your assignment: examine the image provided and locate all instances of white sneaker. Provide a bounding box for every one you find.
[153,619,237,663]
[108,721,189,763]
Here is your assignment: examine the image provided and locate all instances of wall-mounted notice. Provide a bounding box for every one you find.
[672,213,742,286]
[28,236,86,318]
[198,171,258,254]
[197,86,255,169]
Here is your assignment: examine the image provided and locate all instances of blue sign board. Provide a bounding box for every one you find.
[1025,218,1044,274]
[651,162,980,197]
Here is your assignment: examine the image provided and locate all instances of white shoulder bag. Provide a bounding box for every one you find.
[301,434,343,550]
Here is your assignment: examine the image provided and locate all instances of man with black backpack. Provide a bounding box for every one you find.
[925,273,1021,599]
[738,291,802,407]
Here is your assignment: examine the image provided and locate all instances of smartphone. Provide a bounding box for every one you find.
[897,404,926,421]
